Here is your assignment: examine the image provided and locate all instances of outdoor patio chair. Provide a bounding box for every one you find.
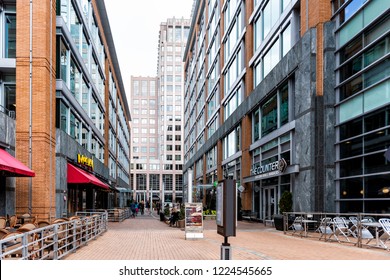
[0,217,6,229]
[0,228,10,239]
[8,215,17,228]
[317,217,333,240]
[18,223,37,231]
[349,216,373,243]
[37,220,51,228]
[290,216,304,235]
[378,218,390,250]
[332,217,350,242]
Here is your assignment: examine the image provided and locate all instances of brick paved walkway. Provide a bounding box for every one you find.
[63,214,390,260]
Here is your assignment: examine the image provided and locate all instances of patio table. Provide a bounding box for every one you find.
[362,222,383,248]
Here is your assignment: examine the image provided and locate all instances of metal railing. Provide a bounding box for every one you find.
[83,208,131,222]
[0,212,108,260]
[282,212,390,251]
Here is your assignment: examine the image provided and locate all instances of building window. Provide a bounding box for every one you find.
[136,174,147,190]
[4,13,16,58]
[252,81,290,140]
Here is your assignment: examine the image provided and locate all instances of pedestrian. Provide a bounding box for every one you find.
[139,200,145,215]
[146,201,150,215]
[135,201,139,216]
[156,201,161,215]
[130,201,136,218]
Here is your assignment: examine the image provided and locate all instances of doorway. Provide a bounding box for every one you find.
[262,187,277,221]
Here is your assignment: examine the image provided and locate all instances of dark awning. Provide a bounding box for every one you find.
[67,163,109,190]
[0,148,35,177]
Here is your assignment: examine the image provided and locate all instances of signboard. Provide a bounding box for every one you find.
[185,203,203,239]
[77,154,94,170]
[216,184,223,226]
[250,158,287,176]
[216,179,236,238]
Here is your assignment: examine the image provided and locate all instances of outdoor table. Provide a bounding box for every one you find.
[301,220,317,237]
[362,222,383,248]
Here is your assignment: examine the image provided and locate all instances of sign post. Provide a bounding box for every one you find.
[216,179,236,260]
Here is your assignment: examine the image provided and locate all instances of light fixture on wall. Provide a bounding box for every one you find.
[382,187,390,194]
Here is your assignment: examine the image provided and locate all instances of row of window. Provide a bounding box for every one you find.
[131,174,183,191]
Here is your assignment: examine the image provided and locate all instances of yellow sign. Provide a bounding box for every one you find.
[77,154,94,170]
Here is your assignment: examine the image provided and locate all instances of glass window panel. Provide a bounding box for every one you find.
[5,14,16,58]
[364,128,390,154]
[340,178,364,199]
[339,94,363,123]
[339,137,362,159]
[365,152,390,174]
[339,157,363,177]
[340,118,362,140]
[364,80,390,113]
[339,13,363,46]
[261,95,277,136]
[280,83,289,126]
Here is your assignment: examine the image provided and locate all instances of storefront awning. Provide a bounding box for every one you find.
[0,148,35,177]
[67,163,109,190]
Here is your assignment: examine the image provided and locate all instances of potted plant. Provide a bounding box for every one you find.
[178,204,185,228]
[274,191,292,231]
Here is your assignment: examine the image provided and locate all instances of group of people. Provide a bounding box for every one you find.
[130,200,151,218]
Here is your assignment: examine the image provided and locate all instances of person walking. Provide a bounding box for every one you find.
[156,201,161,215]
[130,201,136,218]
[146,201,150,215]
[139,200,145,215]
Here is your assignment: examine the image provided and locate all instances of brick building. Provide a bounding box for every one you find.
[0,0,131,220]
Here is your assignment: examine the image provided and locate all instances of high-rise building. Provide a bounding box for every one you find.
[130,18,190,205]
[183,0,390,220]
[0,0,131,219]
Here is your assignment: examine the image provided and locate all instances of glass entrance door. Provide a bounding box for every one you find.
[262,187,277,221]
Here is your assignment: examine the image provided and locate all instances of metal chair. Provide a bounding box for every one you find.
[378,218,390,250]
[317,217,333,240]
[290,216,304,235]
[332,217,350,242]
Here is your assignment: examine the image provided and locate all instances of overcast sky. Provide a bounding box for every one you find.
[104,0,194,98]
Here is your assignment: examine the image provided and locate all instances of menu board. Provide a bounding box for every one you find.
[216,183,223,226]
[185,203,203,239]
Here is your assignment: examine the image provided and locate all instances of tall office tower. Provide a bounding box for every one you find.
[157,18,190,204]
[184,0,390,219]
[130,18,191,206]
[130,76,159,202]
[0,0,131,219]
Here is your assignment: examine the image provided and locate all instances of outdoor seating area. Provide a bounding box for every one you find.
[282,212,390,252]
[0,212,108,260]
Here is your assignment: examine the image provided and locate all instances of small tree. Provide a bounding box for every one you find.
[179,204,185,220]
[278,191,292,214]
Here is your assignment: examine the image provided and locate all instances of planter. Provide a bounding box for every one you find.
[273,215,285,231]
[178,219,185,228]
[274,215,294,231]
[203,215,216,220]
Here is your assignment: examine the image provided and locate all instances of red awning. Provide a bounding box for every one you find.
[67,163,109,190]
[0,148,35,177]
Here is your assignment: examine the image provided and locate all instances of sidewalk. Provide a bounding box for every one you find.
[63,214,390,260]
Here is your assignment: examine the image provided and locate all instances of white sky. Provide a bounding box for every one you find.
[104,0,194,98]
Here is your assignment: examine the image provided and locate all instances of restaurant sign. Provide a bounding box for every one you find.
[250,158,287,178]
[77,154,94,170]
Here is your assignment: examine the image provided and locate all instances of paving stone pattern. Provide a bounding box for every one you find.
[63,214,390,260]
